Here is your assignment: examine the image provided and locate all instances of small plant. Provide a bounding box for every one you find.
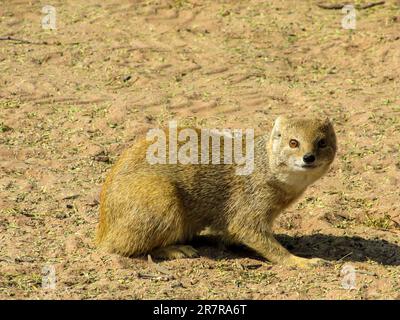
[0,122,12,132]
[174,0,187,8]
[364,213,392,230]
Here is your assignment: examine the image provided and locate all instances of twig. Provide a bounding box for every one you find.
[0,36,49,45]
[136,272,171,281]
[317,3,348,9]
[0,36,79,46]
[355,270,377,276]
[317,1,385,10]
[389,217,400,228]
[359,1,385,9]
[62,194,80,200]
[338,252,353,262]
[236,261,263,270]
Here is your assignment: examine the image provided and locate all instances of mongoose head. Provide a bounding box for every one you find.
[268,116,337,187]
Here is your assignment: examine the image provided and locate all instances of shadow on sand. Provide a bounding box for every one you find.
[191,234,400,266]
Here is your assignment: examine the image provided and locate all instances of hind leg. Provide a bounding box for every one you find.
[151,245,199,259]
[99,174,192,257]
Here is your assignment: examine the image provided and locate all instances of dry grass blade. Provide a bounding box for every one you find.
[317,1,385,10]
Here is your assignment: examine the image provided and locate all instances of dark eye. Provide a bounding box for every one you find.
[289,139,299,148]
[318,139,327,148]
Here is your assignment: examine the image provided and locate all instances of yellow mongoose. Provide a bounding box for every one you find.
[96,116,337,268]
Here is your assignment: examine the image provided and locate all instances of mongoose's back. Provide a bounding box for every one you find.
[97,128,252,245]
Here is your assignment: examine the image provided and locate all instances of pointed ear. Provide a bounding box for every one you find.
[323,116,332,125]
[322,117,334,131]
[271,116,285,137]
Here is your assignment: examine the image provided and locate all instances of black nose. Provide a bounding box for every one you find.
[303,153,316,164]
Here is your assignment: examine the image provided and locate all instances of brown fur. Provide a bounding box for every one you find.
[96,116,337,268]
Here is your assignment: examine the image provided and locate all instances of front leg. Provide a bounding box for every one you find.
[231,227,328,268]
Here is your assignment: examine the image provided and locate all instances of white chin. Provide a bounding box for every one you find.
[293,164,319,171]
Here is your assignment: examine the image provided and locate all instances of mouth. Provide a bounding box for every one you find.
[294,163,319,170]
[301,163,318,169]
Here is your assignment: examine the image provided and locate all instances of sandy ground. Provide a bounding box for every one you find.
[0,0,399,299]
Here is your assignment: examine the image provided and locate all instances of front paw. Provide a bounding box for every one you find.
[286,256,331,269]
